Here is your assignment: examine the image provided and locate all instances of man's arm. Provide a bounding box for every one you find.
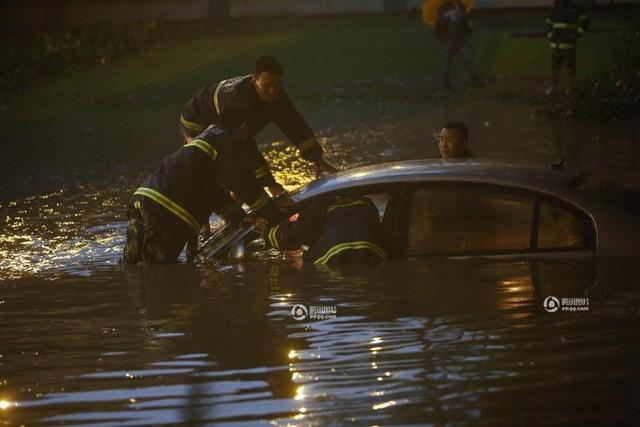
[272,91,337,177]
[179,84,218,140]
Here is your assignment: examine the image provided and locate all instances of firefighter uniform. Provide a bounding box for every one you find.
[123,125,274,264]
[263,195,387,266]
[179,75,324,187]
[547,1,589,71]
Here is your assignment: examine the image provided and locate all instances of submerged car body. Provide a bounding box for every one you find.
[199,159,640,260]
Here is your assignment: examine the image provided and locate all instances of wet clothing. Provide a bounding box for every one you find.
[179,75,323,186]
[263,196,387,266]
[123,125,274,264]
[435,1,481,87]
[547,2,589,69]
[123,204,192,264]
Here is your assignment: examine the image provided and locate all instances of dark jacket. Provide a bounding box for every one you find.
[132,126,273,240]
[264,195,387,266]
[180,75,323,161]
[547,1,589,49]
[435,1,472,43]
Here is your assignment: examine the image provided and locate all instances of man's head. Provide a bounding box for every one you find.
[438,121,471,159]
[252,55,284,103]
[219,104,250,141]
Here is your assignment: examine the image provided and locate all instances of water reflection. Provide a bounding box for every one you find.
[1,100,639,424]
[1,253,639,424]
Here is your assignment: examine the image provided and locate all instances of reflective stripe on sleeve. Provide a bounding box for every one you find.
[552,23,577,29]
[314,241,386,266]
[180,114,206,132]
[185,138,217,161]
[212,79,228,114]
[268,224,281,249]
[133,187,200,234]
[550,42,575,49]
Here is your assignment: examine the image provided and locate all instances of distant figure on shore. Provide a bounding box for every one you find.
[434,0,484,89]
[437,121,473,159]
[546,0,590,96]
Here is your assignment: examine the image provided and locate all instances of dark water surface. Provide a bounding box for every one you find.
[2,100,640,425]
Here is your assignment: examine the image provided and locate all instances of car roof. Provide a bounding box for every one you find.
[291,159,582,202]
[199,160,640,260]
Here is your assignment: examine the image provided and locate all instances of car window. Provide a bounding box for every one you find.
[407,184,534,255]
[537,201,587,249]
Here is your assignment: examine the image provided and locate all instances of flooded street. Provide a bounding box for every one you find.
[2,97,640,424]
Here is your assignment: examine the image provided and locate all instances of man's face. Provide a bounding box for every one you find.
[252,71,282,102]
[438,127,467,159]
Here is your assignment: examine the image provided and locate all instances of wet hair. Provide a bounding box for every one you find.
[443,121,469,141]
[254,55,284,76]
[218,104,248,131]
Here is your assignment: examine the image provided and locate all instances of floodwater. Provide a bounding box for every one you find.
[2,96,640,425]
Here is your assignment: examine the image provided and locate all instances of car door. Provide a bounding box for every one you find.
[393,182,595,259]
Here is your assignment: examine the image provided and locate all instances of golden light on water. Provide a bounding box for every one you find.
[372,400,396,410]
[294,385,306,401]
[0,399,16,410]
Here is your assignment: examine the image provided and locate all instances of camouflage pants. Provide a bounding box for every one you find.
[122,206,192,264]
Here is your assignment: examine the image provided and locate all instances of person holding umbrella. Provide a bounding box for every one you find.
[423,0,484,89]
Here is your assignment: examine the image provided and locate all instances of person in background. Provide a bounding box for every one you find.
[435,0,484,89]
[123,105,278,265]
[546,0,590,96]
[437,121,473,159]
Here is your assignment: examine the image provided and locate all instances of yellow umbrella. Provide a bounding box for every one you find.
[422,0,475,26]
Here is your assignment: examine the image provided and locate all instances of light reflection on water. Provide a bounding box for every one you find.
[1,103,640,424]
[0,258,638,425]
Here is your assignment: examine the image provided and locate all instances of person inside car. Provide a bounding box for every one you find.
[258,195,387,266]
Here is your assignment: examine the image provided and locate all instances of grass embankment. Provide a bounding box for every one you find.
[0,10,637,199]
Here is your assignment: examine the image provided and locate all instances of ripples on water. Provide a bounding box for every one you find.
[1,258,639,425]
[1,107,640,424]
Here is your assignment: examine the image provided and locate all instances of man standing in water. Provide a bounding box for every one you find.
[123,105,278,265]
[179,55,336,197]
[437,121,473,159]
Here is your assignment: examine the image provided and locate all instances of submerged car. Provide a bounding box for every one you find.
[198,159,640,261]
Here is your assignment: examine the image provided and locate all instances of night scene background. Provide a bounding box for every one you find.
[1,0,640,425]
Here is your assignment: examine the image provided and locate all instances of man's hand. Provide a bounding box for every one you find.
[314,157,337,178]
[268,183,286,197]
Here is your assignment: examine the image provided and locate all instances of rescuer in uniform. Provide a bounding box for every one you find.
[260,195,387,267]
[179,55,336,197]
[547,0,589,96]
[123,104,280,265]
